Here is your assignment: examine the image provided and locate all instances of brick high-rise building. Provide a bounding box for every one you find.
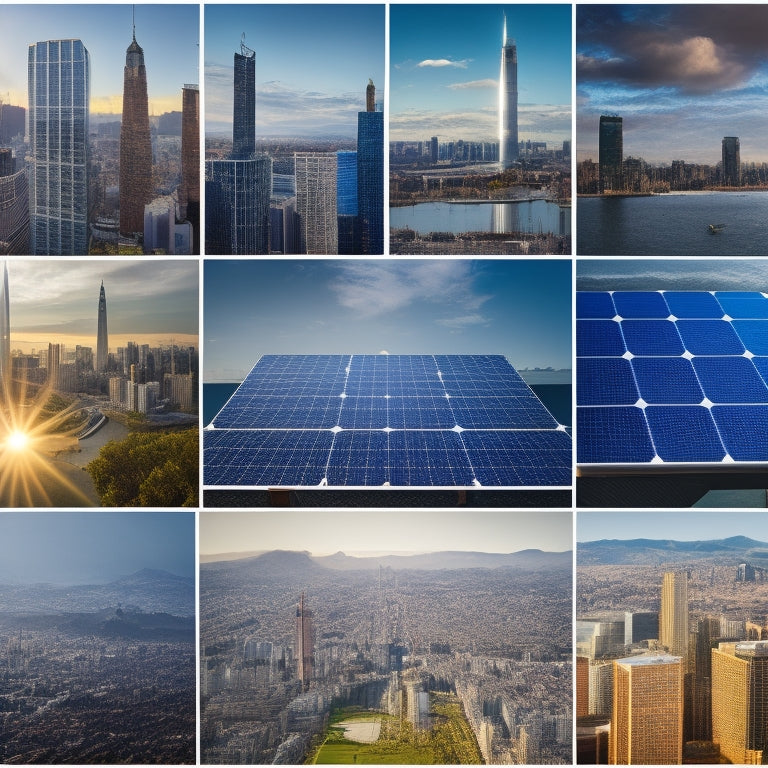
[120,24,153,236]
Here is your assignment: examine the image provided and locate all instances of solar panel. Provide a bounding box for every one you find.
[577,290,768,468]
[204,354,571,488]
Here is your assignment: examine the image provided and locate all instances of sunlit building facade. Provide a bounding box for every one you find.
[660,572,688,658]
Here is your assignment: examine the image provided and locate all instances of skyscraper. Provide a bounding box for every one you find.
[295,152,338,254]
[722,136,741,187]
[233,38,256,160]
[119,23,153,236]
[180,84,200,254]
[610,655,683,765]
[295,592,314,691]
[96,281,108,373]
[599,115,623,193]
[0,150,29,254]
[499,17,518,169]
[357,80,383,255]
[28,39,90,254]
[660,572,688,658]
[337,150,358,255]
[0,262,9,393]
[712,640,768,763]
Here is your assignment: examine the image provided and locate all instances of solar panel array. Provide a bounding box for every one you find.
[577,291,768,466]
[204,354,571,487]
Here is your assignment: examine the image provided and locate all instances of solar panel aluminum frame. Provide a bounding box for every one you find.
[204,354,572,490]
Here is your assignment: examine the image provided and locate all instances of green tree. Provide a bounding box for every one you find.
[88,427,198,506]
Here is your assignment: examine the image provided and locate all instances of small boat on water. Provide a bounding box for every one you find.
[708,223,726,233]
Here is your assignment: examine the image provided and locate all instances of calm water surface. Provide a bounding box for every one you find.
[578,191,768,256]
[391,200,570,236]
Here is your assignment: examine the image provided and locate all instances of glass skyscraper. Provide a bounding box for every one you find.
[233,40,256,160]
[357,81,383,255]
[28,39,90,255]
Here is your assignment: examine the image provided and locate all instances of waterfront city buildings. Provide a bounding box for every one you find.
[721,136,741,187]
[610,655,684,765]
[28,39,90,254]
[119,26,153,236]
[598,115,623,193]
[499,16,518,169]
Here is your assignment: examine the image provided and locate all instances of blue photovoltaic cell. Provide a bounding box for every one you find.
[577,291,616,319]
[663,291,723,318]
[676,319,745,356]
[577,407,655,464]
[577,319,626,356]
[644,406,725,462]
[732,321,768,355]
[612,291,669,318]
[577,290,768,467]
[205,354,570,487]
[577,358,639,406]
[621,319,684,356]
[631,358,704,404]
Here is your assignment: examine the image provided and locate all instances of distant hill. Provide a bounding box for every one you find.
[0,568,194,616]
[578,536,768,566]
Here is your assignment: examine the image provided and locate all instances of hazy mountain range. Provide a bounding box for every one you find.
[0,568,194,616]
[578,536,768,566]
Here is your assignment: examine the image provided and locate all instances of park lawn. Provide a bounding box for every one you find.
[315,741,435,764]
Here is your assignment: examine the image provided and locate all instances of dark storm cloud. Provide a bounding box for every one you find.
[577,5,768,94]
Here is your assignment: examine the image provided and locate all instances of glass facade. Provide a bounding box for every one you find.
[28,39,90,255]
[357,111,383,255]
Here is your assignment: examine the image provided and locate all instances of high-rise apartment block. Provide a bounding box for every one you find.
[599,115,623,193]
[610,655,683,765]
[660,572,688,658]
[722,136,741,187]
[712,641,768,764]
[357,80,383,255]
[295,152,338,254]
[28,39,90,254]
[499,17,518,169]
[119,28,153,236]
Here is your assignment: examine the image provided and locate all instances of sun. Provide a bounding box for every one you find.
[5,430,29,451]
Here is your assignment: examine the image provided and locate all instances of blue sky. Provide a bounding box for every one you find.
[203,259,572,381]
[0,512,195,584]
[201,510,572,556]
[205,4,384,138]
[577,5,768,164]
[390,4,571,144]
[578,511,768,543]
[7,259,198,353]
[0,5,199,115]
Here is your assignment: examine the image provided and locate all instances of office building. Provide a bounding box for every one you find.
[206,157,271,254]
[712,640,768,764]
[233,39,255,160]
[430,135,438,164]
[120,27,153,236]
[660,572,688,658]
[357,80,383,254]
[610,655,683,765]
[0,262,8,393]
[295,152,337,254]
[296,592,314,691]
[624,611,659,646]
[722,136,741,187]
[499,17,518,169]
[179,84,200,253]
[0,151,29,254]
[28,39,90,254]
[96,281,108,373]
[0,104,25,144]
[599,115,623,193]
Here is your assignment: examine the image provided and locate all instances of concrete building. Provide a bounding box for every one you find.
[499,17,518,169]
[610,654,683,765]
[296,593,314,691]
[295,152,337,254]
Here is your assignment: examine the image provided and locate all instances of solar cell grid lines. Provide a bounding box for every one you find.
[577,290,768,466]
[204,354,571,488]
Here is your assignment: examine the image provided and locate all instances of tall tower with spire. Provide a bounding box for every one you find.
[120,10,153,236]
[233,36,256,160]
[96,281,108,373]
[0,262,9,391]
[499,16,518,169]
[357,79,383,254]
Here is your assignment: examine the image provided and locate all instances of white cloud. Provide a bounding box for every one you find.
[418,58,470,69]
[448,79,497,90]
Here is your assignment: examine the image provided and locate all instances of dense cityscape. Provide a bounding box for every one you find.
[577,533,768,764]
[201,548,572,764]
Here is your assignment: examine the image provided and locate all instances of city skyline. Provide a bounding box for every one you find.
[5,260,197,353]
[390,4,571,145]
[200,510,572,558]
[0,5,199,117]
[205,4,384,138]
[577,5,768,164]
[203,259,572,381]
[0,511,195,584]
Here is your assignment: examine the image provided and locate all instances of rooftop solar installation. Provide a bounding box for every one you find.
[204,354,571,488]
[577,291,768,468]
